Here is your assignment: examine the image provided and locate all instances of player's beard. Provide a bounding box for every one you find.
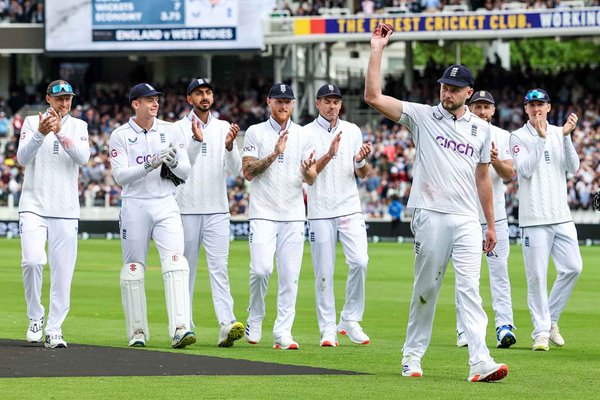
[442,99,464,113]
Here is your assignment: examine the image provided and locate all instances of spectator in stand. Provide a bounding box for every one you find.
[0,111,9,138]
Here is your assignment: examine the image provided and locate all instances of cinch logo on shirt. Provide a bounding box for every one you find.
[435,135,475,157]
[135,154,158,164]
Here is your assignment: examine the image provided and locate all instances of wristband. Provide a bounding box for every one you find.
[192,135,203,143]
[354,159,366,169]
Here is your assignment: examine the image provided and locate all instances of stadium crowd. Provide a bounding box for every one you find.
[0,61,598,220]
[276,0,597,16]
[2,0,598,23]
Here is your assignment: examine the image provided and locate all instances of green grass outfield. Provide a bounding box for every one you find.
[0,239,599,399]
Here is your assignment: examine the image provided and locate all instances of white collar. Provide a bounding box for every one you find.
[187,110,212,129]
[435,103,472,121]
[316,114,339,134]
[269,116,291,134]
[128,117,157,134]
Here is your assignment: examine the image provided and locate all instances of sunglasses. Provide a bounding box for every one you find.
[525,90,547,101]
[49,83,73,95]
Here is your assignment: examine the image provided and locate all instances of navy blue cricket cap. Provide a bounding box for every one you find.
[437,64,475,88]
[524,88,550,104]
[128,83,163,103]
[317,84,342,99]
[268,83,295,99]
[470,90,495,105]
[47,80,75,97]
[187,78,215,95]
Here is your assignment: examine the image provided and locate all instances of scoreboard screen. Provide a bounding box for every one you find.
[45,0,273,52]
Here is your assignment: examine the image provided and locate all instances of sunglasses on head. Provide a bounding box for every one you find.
[49,83,73,95]
[525,90,546,101]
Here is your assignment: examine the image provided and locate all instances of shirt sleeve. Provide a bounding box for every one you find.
[397,101,428,141]
[56,120,90,166]
[169,125,191,180]
[510,132,545,179]
[497,129,513,162]
[225,135,242,176]
[109,131,149,186]
[563,133,580,174]
[242,126,259,159]
[479,123,492,164]
[16,117,45,166]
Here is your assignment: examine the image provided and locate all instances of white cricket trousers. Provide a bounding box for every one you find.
[182,213,236,326]
[521,222,582,339]
[308,213,369,335]
[247,219,304,339]
[20,212,78,336]
[456,219,513,332]
[120,196,184,264]
[404,209,492,366]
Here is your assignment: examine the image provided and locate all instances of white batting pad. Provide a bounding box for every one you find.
[162,254,191,337]
[120,262,149,340]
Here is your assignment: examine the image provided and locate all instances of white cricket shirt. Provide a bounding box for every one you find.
[509,121,579,227]
[242,117,314,221]
[479,124,512,224]
[175,112,241,214]
[17,113,90,219]
[109,117,191,199]
[398,102,491,218]
[304,115,363,219]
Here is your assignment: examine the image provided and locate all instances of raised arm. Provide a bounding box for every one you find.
[509,132,544,179]
[364,23,404,122]
[242,129,287,181]
[562,113,580,174]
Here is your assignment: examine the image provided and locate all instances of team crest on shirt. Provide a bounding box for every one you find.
[160,133,166,143]
[414,241,420,255]
[524,236,530,247]
[471,125,478,136]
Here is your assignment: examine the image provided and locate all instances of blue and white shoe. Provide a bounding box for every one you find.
[171,327,196,349]
[496,325,516,348]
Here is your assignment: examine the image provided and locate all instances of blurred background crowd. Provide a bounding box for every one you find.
[1,59,598,221]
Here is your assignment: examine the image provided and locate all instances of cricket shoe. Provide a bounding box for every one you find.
[171,327,196,349]
[273,336,299,350]
[319,332,339,347]
[26,317,44,343]
[496,325,517,348]
[456,331,468,347]
[245,322,262,344]
[337,319,370,345]
[45,334,67,349]
[468,360,508,382]
[549,324,565,347]
[128,329,146,347]
[532,335,549,351]
[218,321,245,348]
[402,355,423,377]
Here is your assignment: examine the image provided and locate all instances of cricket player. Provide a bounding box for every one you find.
[18,80,90,349]
[109,83,194,349]
[242,83,317,350]
[304,84,372,347]
[175,78,245,347]
[456,90,516,349]
[364,23,508,382]
[509,88,582,351]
